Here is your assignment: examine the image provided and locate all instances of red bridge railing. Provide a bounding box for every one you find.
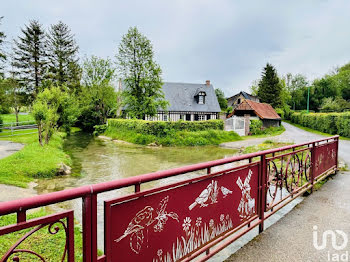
[0,136,339,261]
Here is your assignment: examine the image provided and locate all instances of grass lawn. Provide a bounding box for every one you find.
[0,132,71,187]
[0,113,35,123]
[0,209,83,261]
[243,140,293,154]
[284,120,350,141]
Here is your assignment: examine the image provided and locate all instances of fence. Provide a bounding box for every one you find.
[0,136,339,262]
[0,121,37,137]
[225,116,245,136]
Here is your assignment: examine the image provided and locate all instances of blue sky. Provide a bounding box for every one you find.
[2,0,350,97]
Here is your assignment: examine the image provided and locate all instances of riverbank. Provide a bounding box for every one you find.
[0,132,71,187]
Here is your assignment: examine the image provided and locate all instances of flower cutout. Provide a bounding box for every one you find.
[157,249,163,257]
[209,219,214,228]
[226,214,229,220]
[195,217,202,227]
[220,214,224,222]
[182,217,191,232]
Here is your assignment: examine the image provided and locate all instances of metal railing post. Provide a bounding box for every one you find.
[259,154,266,233]
[83,194,98,262]
[310,142,316,193]
[335,137,339,170]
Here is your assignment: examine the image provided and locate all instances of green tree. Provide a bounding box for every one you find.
[46,21,80,91]
[116,26,168,119]
[0,16,6,77]
[215,88,227,110]
[257,63,283,108]
[32,86,77,145]
[12,20,47,96]
[284,73,308,110]
[79,56,119,130]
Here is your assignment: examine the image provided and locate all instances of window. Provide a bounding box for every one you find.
[237,98,241,104]
[198,115,205,121]
[198,95,204,104]
[163,114,168,121]
[186,114,191,121]
[180,114,184,120]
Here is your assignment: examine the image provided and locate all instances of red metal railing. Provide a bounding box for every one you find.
[0,136,339,261]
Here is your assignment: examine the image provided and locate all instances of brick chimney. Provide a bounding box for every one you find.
[206,80,210,86]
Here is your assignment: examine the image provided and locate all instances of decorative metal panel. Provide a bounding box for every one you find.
[105,164,259,262]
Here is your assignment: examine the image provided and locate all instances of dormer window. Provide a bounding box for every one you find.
[197,91,206,104]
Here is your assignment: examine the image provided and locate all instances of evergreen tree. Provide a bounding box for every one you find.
[116,26,168,119]
[257,63,282,108]
[47,21,80,91]
[0,16,6,77]
[12,20,47,96]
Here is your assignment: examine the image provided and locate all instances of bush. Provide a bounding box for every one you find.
[290,111,350,137]
[93,124,107,136]
[249,120,263,135]
[106,119,224,137]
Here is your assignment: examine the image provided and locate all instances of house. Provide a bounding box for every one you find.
[227,91,259,109]
[122,80,221,121]
[229,100,281,127]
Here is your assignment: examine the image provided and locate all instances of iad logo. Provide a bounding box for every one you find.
[313,225,349,261]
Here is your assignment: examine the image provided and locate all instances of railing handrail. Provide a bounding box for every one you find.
[0,135,339,216]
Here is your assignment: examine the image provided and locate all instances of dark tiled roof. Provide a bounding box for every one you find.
[227,91,258,101]
[230,100,281,120]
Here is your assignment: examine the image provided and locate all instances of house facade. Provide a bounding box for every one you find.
[227,91,260,109]
[145,80,221,121]
[229,100,281,127]
[122,80,221,121]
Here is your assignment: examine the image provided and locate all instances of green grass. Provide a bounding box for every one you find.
[0,209,83,261]
[0,113,34,123]
[243,125,286,140]
[0,132,71,187]
[243,140,293,154]
[103,128,242,146]
[284,120,350,141]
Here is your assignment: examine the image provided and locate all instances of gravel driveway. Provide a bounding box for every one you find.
[0,140,24,159]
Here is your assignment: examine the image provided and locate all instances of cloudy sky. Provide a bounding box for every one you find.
[2,0,350,97]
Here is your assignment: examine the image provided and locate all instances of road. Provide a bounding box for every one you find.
[0,140,23,159]
[224,122,350,262]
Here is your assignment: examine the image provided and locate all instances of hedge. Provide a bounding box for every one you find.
[290,112,350,137]
[106,119,224,137]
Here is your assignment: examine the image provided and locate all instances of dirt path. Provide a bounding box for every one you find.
[0,141,37,202]
[223,122,350,261]
[0,140,24,159]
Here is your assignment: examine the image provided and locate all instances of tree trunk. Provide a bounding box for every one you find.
[38,122,43,146]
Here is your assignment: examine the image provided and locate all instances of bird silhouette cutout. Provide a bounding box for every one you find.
[188,180,218,210]
[221,186,233,198]
[115,206,154,253]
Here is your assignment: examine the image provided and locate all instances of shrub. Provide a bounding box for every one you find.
[290,111,350,137]
[93,124,107,136]
[106,119,224,137]
[249,120,263,135]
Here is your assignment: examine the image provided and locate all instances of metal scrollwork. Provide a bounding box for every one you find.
[1,219,69,262]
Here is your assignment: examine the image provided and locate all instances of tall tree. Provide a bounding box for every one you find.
[0,16,6,77]
[116,26,168,119]
[12,20,47,96]
[79,56,119,130]
[257,63,283,108]
[215,88,227,110]
[284,73,308,110]
[46,21,80,91]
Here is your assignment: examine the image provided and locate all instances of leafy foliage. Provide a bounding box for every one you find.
[249,119,285,136]
[32,86,78,145]
[104,120,240,146]
[257,63,283,108]
[215,88,227,110]
[46,21,81,91]
[290,112,350,138]
[107,119,224,136]
[12,20,47,96]
[116,26,168,119]
[78,56,119,130]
